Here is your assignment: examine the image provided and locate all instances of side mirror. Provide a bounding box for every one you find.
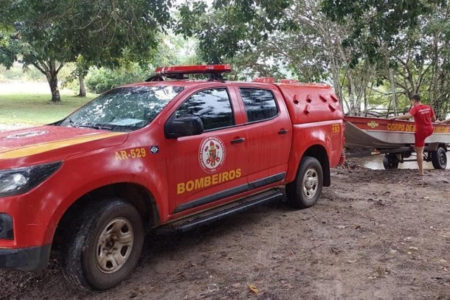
[165,116,204,138]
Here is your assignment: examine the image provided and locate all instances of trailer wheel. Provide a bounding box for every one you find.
[383,154,399,169]
[62,198,144,291]
[286,156,323,209]
[431,146,447,169]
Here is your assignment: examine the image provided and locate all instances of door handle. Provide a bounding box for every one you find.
[230,137,245,144]
[278,129,288,135]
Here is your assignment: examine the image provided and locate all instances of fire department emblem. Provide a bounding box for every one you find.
[199,137,226,173]
[367,121,379,129]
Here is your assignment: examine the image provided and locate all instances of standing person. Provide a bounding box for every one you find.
[390,95,436,175]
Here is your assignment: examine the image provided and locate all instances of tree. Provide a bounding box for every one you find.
[0,0,170,102]
[320,0,450,117]
[176,0,292,63]
[276,0,379,115]
[425,2,450,119]
[176,0,377,114]
[72,55,89,97]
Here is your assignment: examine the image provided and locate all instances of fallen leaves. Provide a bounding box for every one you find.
[248,284,259,295]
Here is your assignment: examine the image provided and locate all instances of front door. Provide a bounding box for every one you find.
[165,87,248,215]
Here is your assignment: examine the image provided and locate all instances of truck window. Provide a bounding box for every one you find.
[239,88,278,122]
[175,88,234,131]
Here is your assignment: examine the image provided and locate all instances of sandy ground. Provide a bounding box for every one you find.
[0,159,449,299]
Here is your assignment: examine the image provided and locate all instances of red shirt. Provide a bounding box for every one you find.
[409,104,434,131]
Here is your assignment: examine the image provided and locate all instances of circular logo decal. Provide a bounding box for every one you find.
[6,130,48,139]
[199,137,226,173]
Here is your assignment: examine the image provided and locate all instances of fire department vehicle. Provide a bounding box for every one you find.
[0,65,344,290]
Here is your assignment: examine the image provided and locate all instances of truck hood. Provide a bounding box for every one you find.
[0,125,126,163]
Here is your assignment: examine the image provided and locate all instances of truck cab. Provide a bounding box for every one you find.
[0,64,344,290]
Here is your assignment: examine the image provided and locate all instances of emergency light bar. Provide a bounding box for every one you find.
[146,64,231,82]
[156,64,231,75]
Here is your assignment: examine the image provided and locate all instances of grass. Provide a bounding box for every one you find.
[0,93,95,125]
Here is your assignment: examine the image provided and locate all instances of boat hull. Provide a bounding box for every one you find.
[344,116,450,150]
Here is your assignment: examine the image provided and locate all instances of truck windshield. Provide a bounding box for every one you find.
[60,86,183,132]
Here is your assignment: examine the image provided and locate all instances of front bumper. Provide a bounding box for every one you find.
[0,244,51,271]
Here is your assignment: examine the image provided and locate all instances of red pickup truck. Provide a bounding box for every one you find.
[0,65,344,290]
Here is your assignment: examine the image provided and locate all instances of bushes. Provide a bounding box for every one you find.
[86,64,150,94]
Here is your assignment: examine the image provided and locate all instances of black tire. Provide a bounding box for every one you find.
[431,147,447,169]
[286,156,323,209]
[62,199,144,291]
[383,153,399,169]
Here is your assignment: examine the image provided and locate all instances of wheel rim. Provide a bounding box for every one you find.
[302,168,319,199]
[388,155,398,168]
[96,218,134,274]
[439,150,447,166]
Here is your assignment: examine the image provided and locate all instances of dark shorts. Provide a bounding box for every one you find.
[415,127,434,147]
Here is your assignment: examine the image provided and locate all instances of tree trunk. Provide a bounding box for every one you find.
[363,84,369,116]
[78,74,87,97]
[32,60,63,102]
[47,72,61,102]
[388,68,398,116]
[43,60,62,102]
[329,55,345,109]
[346,71,359,115]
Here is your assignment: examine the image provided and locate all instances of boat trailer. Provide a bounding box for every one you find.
[344,116,450,169]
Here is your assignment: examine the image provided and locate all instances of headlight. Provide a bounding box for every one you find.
[0,162,62,197]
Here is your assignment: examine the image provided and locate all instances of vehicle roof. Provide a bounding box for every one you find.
[122,80,227,88]
[121,80,332,90]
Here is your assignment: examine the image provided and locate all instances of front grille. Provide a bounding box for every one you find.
[0,214,13,240]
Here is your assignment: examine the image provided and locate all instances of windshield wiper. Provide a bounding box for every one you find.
[77,124,114,131]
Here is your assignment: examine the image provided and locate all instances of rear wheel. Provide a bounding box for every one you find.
[383,153,399,169]
[431,146,447,169]
[62,198,144,291]
[286,156,323,209]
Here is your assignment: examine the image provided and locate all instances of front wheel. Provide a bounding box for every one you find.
[62,199,144,291]
[431,146,447,169]
[286,156,323,209]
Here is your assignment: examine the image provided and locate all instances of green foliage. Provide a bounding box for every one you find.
[67,0,172,67]
[175,0,448,117]
[0,0,172,67]
[85,32,202,94]
[176,0,292,63]
[85,64,149,94]
[59,63,79,89]
[149,32,203,67]
[0,28,17,69]
[320,0,450,117]
[0,0,171,101]
[320,0,440,66]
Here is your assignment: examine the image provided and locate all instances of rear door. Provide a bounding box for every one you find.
[164,86,249,216]
[233,84,292,184]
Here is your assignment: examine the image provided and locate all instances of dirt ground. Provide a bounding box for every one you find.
[1,160,450,300]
